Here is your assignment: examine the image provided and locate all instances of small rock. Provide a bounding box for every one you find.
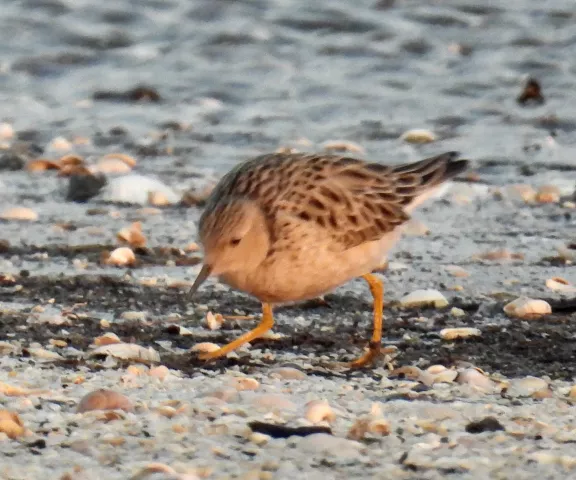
[101,174,179,205]
[67,172,107,203]
[465,417,504,434]
[0,152,26,171]
[322,140,365,154]
[91,343,160,363]
[77,389,133,413]
[399,289,448,308]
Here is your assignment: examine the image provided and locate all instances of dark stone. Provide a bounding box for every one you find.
[0,152,26,171]
[465,416,504,434]
[248,421,332,439]
[66,173,107,203]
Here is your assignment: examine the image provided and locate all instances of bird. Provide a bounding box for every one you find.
[189,151,469,367]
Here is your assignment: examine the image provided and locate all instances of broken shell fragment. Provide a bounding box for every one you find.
[535,185,560,204]
[440,327,481,340]
[504,297,551,319]
[77,389,134,413]
[104,247,136,267]
[444,265,470,277]
[0,410,26,439]
[0,207,38,221]
[91,343,160,363]
[400,129,436,144]
[190,342,221,354]
[205,311,224,331]
[94,332,122,346]
[305,400,336,424]
[545,277,576,293]
[457,368,495,392]
[117,222,146,248]
[399,289,449,308]
[26,159,61,172]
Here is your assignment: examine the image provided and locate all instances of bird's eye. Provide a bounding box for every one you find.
[230,238,241,246]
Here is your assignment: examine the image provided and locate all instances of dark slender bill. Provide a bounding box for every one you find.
[189,264,212,297]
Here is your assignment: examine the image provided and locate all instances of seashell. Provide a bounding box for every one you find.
[348,415,390,440]
[399,289,449,308]
[568,385,576,399]
[147,191,172,206]
[0,410,26,439]
[400,129,437,144]
[91,343,160,363]
[47,136,72,152]
[205,311,224,331]
[59,154,84,166]
[94,332,122,346]
[504,297,551,319]
[403,219,429,236]
[545,277,576,293]
[117,221,146,248]
[96,157,132,174]
[149,365,170,380]
[440,327,481,340]
[0,206,38,221]
[457,368,495,392]
[25,347,62,361]
[26,159,61,172]
[322,140,365,154]
[426,365,448,375]
[269,367,307,380]
[230,377,260,391]
[190,342,220,353]
[444,265,470,277]
[505,184,536,203]
[450,307,466,317]
[390,365,422,380]
[77,389,133,413]
[475,248,524,262]
[101,152,137,168]
[0,123,14,140]
[535,185,560,204]
[305,400,336,424]
[432,369,458,384]
[104,247,136,266]
[185,242,200,252]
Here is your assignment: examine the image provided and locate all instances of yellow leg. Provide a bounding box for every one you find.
[198,303,274,361]
[349,273,384,368]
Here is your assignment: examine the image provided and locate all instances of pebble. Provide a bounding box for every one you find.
[399,289,449,308]
[190,342,220,353]
[117,222,146,248]
[76,389,134,413]
[503,297,552,319]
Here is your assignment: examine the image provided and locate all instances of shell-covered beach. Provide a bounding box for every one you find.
[0,0,575,478]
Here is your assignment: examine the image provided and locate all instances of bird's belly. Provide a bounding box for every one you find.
[218,238,390,304]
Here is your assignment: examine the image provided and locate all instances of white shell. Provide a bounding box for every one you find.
[504,297,551,319]
[399,289,449,308]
